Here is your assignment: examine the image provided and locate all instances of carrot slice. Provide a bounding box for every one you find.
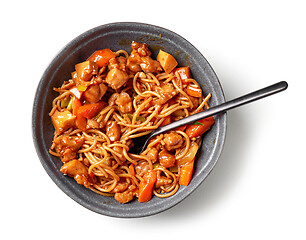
[185,116,215,139]
[173,67,192,84]
[138,170,157,203]
[87,49,116,67]
[73,98,87,131]
[77,101,107,119]
[179,158,195,186]
[186,85,202,97]
[160,115,171,126]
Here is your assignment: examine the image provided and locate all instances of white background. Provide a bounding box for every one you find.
[1,0,305,239]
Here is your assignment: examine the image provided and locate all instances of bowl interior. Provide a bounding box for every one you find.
[32,22,226,218]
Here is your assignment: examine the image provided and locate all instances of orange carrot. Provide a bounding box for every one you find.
[160,115,171,126]
[87,49,116,67]
[173,67,192,84]
[77,101,107,119]
[73,98,87,131]
[179,158,195,186]
[185,116,215,138]
[186,85,202,97]
[174,124,187,132]
[138,170,157,203]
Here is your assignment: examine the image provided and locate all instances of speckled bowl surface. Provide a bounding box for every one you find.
[32,22,226,218]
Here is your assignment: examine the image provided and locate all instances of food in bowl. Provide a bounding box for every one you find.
[49,41,215,203]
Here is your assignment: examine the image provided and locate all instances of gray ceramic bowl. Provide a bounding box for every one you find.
[32,22,226,218]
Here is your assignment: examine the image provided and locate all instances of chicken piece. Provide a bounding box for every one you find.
[155,171,172,188]
[60,160,92,188]
[108,93,119,106]
[127,55,142,72]
[146,148,158,163]
[158,149,176,168]
[51,110,76,134]
[115,92,133,113]
[127,42,161,73]
[131,41,151,57]
[87,118,106,129]
[108,56,127,71]
[106,121,121,142]
[83,83,108,103]
[114,185,136,204]
[135,160,150,177]
[75,60,98,82]
[163,132,183,151]
[112,182,129,193]
[105,68,129,90]
[139,56,162,73]
[54,135,85,162]
[155,83,178,105]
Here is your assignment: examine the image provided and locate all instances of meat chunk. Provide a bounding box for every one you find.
[139,56,162,73]
[115,92,133,113]
[155,171,172,188]
[54,135,85,162]
[135,160,150,177]
[108,56,127,71]
[60,160,93,188]
[146,148,158,163]
[75,60,98,81]
[131,41,151,57]
[51,110,76,134]
[127,42,161,73]
[155,83,178,105]
[108,93,119,106]
[158,149,176,168]
[112,182,129,193]
[105,68,129,90]
[163,132,183,151]
[83,83,108,103]
[106,121,121,142]
[114,186,136,204]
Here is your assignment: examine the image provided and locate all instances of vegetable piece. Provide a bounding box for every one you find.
[87,49,116,67]
[77,85,87,92]
[75,60,98,81]
[73,98,87,131]
[173,67,192,83]
[179,158,195,186]
[177,141,199,167]
[174,124,187,132]
[156,50,178,74]
[77,101,107,119]
[186,85,202,97]
[51,110,76,134]
[70,87,82,99]
[160,115,171,126]
[129,164,135,176]
[60,97,71,108]
[138,170,157,202]
[185,116,215,139]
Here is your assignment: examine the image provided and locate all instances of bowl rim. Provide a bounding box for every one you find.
[32,22,227,218]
